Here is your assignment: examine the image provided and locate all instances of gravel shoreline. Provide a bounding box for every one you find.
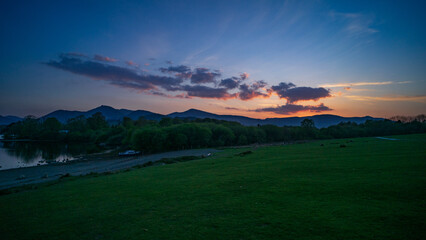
[0,148,220,190]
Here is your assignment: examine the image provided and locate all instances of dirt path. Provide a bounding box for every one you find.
[0,148,220,190]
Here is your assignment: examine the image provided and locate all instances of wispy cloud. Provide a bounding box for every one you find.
[125,60,138,67]
[343,87,376,92]
[330,11,378,37]
[345,95,426,103]
[320,81,411,88]
[224,106,240,111]
[93,54,117,62]
[252,103,332,115]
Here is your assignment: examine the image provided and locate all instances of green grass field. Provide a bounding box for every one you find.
[0,134,425,240]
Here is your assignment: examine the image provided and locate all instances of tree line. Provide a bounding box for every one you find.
[1,113,425,154]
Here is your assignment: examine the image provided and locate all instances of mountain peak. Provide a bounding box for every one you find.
[92,105,115,111]
[184,108,207,113]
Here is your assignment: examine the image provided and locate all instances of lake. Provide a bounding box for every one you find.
[0,141,102,170]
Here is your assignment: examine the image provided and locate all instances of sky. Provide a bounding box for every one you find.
[0,0,425,118]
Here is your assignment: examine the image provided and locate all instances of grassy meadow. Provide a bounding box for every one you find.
[0,134,425,239]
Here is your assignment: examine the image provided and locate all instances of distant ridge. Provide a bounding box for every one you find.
[3,106,384,128]
[42,105,164,123]
[168,109,382,128]
[0,115,23,125]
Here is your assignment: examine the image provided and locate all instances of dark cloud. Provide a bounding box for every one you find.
[149,91,190,99]
[224,107,240,110]
[270,82,296,95]
[174,93,191,99]
[252,80,267,89]
[166,60,173,65]
[149,91,167,96]
[219,73,253,89]
[45,55,182,91]
[159,65,193,79]
[253,103,332,115]
[190,68,221,84]
[238,81,269,100]
[110,80,153,91]
[219,77,240,89]
[45,53,335,108]
[182,85,236,99]
[271,82,331,103]
[159,65,191,74]
[93,54,117,62]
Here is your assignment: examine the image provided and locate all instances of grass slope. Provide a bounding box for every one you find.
[0,134,425,240]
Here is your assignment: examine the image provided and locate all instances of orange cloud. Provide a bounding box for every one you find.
[240,72,250,80]
[345,95,426,103]
[94,54,117,62]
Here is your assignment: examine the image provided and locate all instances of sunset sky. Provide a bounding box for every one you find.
[0,0,425,118]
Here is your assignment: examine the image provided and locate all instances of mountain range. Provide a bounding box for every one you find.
[1,105,384,128]
[0,115,23,125]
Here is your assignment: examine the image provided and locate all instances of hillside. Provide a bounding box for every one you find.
[169,109,382,128]
[42,105,164,123]
[0,115,22,125]
[0,134,424,239]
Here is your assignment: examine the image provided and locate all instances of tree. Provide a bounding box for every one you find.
[66,115,87,132]
[87,112,108,130]
[211,125,235,146]
[122,117,134,129]
[43,118,62,132]
[40,117,62,140]
[159,117,173,127]
[237,134,248,145]
[20,115,40,138]
[132,127,166,153]
[301,119,315,128]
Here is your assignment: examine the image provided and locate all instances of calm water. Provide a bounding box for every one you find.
[0,141,102,170]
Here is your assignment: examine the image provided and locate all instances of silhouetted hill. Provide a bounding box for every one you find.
[168,109,218,119]
[43,110,86,123]
[86,105,133,120]
[34,105,384,127]
[167,110,383,128]
[0,115,23,125]
[42,105,163,123]
[167,109,260,125]
[127,110,164,121]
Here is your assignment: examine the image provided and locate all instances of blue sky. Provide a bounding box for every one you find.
[1,0,425,118]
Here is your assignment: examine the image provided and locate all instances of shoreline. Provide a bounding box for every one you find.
[0,148,221,190]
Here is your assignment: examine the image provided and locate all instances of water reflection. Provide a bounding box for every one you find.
[0,141,103,170]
